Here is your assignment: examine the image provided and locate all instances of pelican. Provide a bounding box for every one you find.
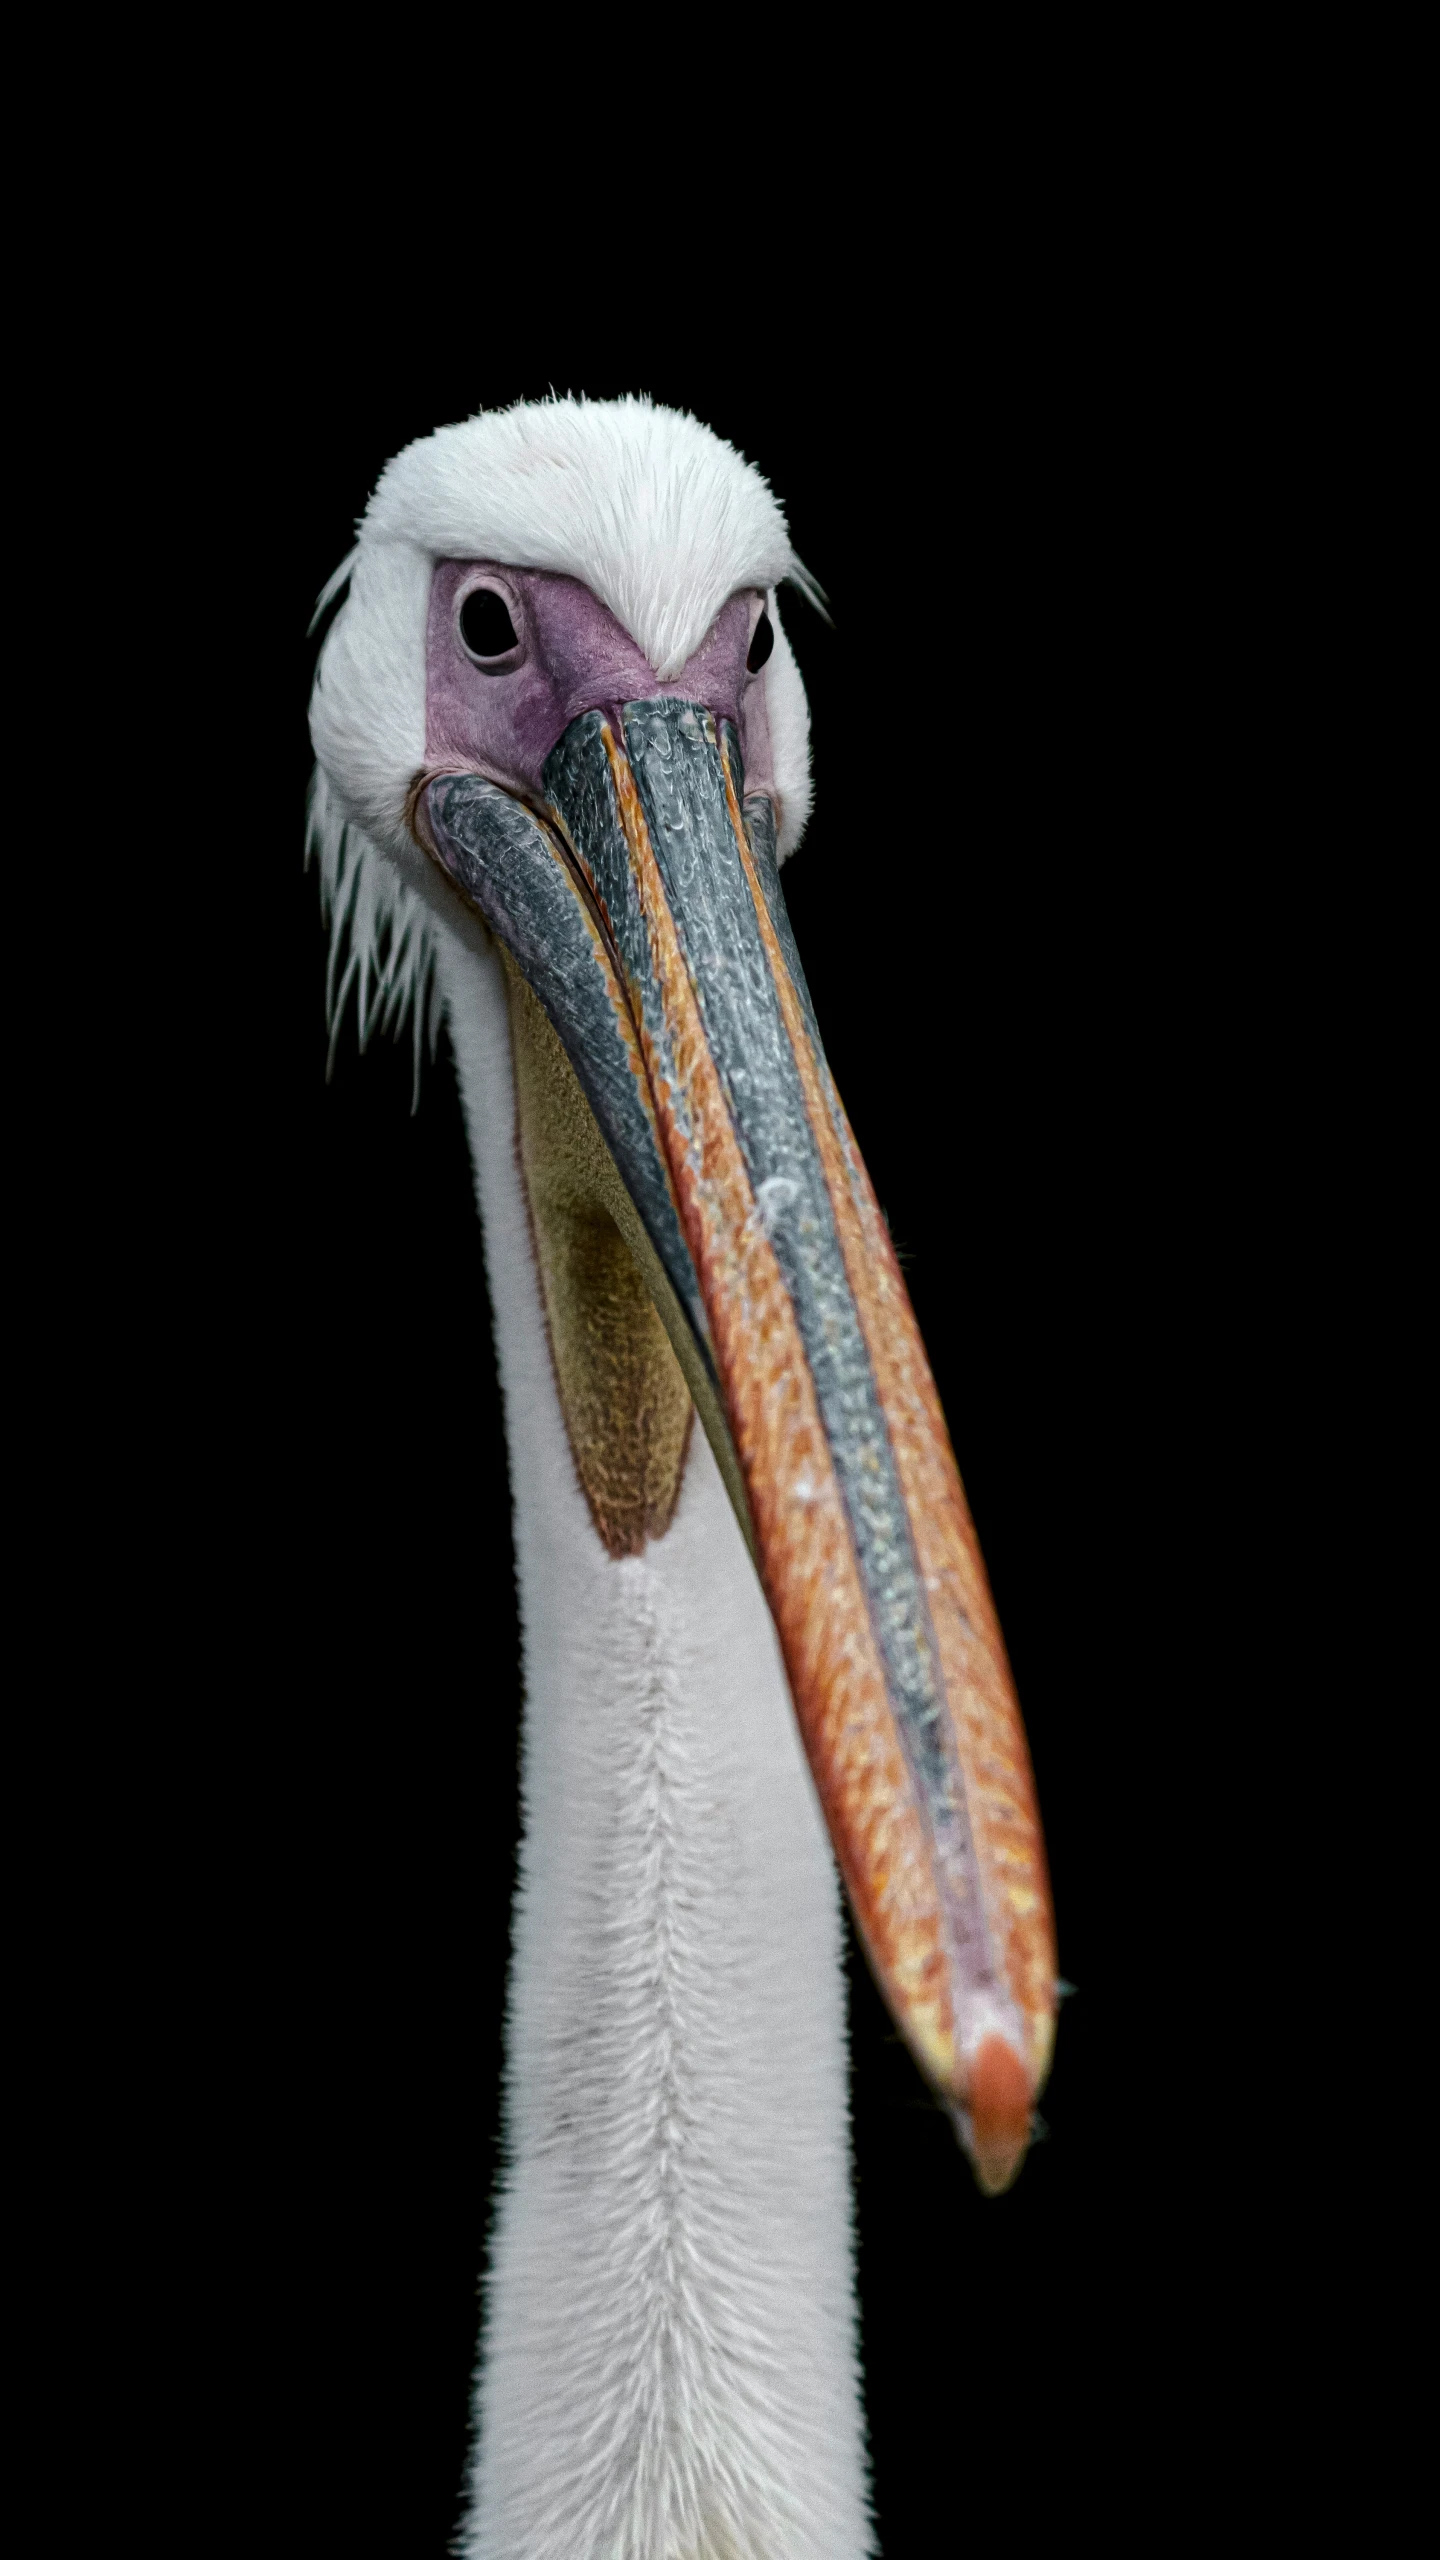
[307,395,1056,2560]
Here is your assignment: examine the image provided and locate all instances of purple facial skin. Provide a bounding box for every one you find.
[423,563,776,808]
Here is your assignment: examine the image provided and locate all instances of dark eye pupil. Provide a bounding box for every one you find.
[460,589,518,657]
[746,611,774,673]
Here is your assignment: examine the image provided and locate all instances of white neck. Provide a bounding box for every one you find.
[436,932,871,2560]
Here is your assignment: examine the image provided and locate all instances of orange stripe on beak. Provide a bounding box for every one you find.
[600,723,961,2080]
[528,697,1059,2188]
[717,745,1058,2108]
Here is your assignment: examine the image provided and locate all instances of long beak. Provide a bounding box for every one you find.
[423,701,1056,2193]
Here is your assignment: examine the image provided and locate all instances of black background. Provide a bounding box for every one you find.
[103,254,1248,2556]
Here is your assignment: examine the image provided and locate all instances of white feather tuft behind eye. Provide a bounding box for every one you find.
[308,544,360,637]
[783,557,832,626]
[305,765,443,1107]
[765,595,813,861]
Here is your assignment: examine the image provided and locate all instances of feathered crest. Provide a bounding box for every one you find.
[304,764,442,1107]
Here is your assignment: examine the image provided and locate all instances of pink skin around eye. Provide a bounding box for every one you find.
[423,563,776,807]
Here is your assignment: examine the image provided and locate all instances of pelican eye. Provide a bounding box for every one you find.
[746,611,774,673]
[460,588,519,659]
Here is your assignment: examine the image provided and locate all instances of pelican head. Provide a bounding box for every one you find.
[309,395,1055,2196]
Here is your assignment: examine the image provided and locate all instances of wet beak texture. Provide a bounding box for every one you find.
[424,702,1056,2188]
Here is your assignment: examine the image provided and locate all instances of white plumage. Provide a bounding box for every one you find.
[444,942,869,2559]
[309,398,874,2557]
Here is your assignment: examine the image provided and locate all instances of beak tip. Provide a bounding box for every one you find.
[952,2034,1034,2197]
